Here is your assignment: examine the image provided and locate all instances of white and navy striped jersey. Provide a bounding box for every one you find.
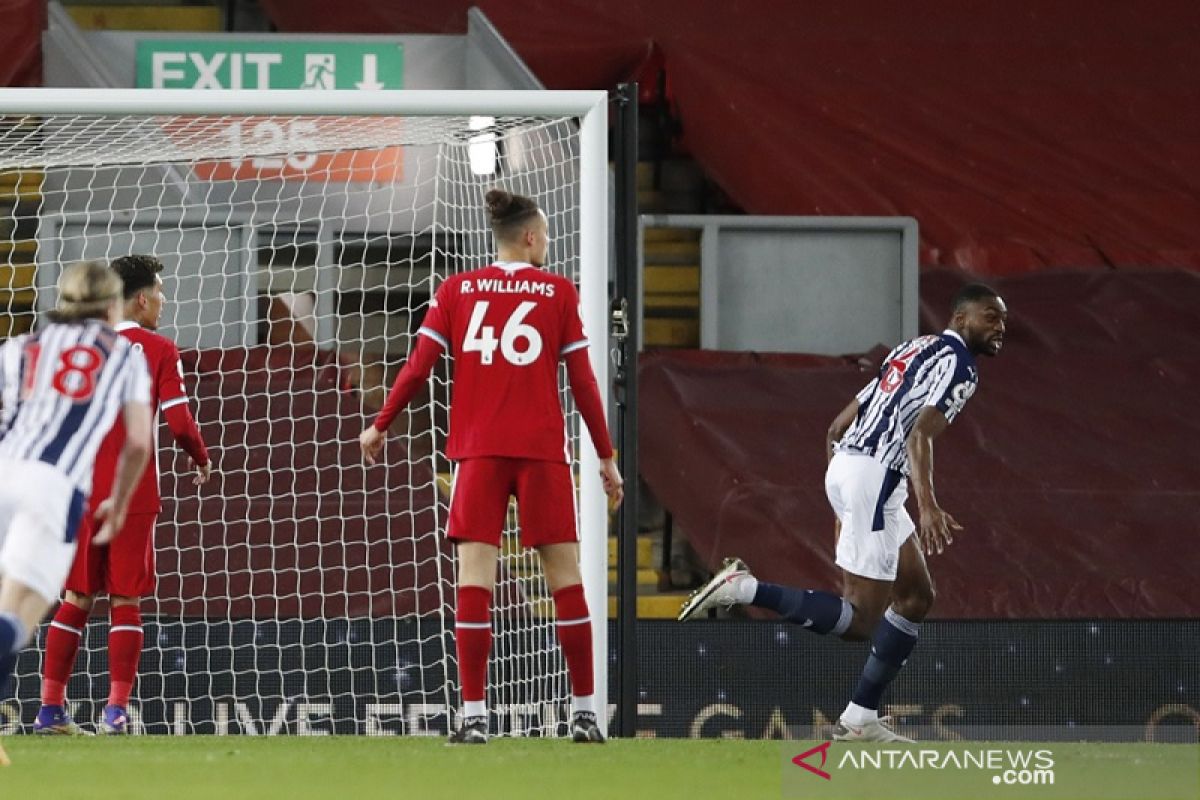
[0,320,151,495]
[834,330,978,474]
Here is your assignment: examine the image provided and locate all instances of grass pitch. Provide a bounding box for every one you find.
[0,737,1194,800]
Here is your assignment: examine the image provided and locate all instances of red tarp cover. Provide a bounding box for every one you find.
[0,0,42,86]
[639,270,1200,618]
[261,0,1200,274]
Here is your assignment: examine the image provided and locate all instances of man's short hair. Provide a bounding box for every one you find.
[110,254,164,300]
[951,283,1000,314]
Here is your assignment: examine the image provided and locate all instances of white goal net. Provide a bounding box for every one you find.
[0,89,609,736]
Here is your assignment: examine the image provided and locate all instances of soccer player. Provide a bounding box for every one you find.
[0,261,152,764]
[34,255,211,736]
[678,284,1008,743]
[359,189,623,745]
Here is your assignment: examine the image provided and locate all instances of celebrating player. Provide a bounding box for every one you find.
[359,189,623,745]
[678,284,1008,743]
[35,255,211,736]
[0,261,152,764]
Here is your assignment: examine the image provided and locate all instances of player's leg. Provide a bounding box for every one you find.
[100,511,157,735]
[520,459,604,743]
[36,588,95,734]
[678,453,878,638]
[0,507,77,707]
[38,511,100,734]
[446,459,510,744]
[101,596,142,735]
[536,542,604,743]
[835,476,922,743]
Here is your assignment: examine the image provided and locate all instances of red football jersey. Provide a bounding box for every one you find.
[420,262,589,462]
[90,321,190,513]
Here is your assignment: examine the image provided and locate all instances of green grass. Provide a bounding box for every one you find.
[0,737,1195,800]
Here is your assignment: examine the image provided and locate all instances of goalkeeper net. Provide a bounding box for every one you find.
[0,89,609,736]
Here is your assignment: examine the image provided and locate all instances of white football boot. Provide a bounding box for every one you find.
[677,557,752,621]
[831,715,915,743]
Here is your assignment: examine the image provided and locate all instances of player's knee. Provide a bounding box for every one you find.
[64,591,95,612]
[841,601,886,640]
[895,584,935,621]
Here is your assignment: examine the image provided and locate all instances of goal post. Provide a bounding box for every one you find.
[0,88,609,736]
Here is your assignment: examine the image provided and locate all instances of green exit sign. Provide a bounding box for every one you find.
[136,40,404,90]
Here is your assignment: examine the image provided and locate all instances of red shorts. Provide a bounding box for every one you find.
[64,510,158,598]
[447,458,578,548]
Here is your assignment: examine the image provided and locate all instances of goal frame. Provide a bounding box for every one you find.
[0,87,611,733]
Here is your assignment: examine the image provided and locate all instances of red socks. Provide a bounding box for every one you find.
[552,584,594,699]
[455,586,492,710]
[41,602,89,706]
[107,605,143,708]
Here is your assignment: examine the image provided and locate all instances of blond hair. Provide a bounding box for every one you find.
[47,260,123,323]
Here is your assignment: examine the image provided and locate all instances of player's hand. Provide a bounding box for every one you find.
[360,426,386,465]
[600,458,624,508]
[917,504,962,555]
[190,457,212,486]
[92,498,126,546]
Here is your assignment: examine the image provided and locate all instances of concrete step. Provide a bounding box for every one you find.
[644,265,699,294]
[0,288,35,307]
[64,4,222,31]
[644,318,700,348]
[643,240,700,265]
[523,594,688,619]
[606,568,659,587]
[643,226,701,245]
[0,171,43,203]
[0,263,36,291]
[644,293,699,312]
[0,313,35,338]
[607,536,653,566]
[637,189,667,212]
[606,593,687,619]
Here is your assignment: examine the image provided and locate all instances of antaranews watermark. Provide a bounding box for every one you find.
[782,725,1198,799]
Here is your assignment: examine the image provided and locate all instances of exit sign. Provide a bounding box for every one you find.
[134,40,406,182]
[136,40,404,90]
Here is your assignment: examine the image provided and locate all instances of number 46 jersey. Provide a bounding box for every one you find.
[418,262,593,463]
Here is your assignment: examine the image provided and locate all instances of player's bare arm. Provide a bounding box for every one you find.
[359,332,445,467]
[600,457,624,506]
[826,398,860,462]
[94,400,153,546]
[189,457,212,486]
[906,406,961,556]
[359,426,386,465]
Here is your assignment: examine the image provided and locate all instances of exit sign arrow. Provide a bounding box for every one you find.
[355,54,384,90]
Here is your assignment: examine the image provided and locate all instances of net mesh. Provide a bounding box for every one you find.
[0,109,587,736]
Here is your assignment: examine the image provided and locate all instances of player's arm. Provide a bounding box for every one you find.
[359,332,444,465]
[163,402,210,485]
[160,343,211,485]
[564,348,623,506]
[905,407,961,557]
[558,282,622,506]
[826,398,859,463]
[94,403,152,546]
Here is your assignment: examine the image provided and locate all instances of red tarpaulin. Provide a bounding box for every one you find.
[261,0,1200,274]
[0,0,43,87]
[639,270,1200,619]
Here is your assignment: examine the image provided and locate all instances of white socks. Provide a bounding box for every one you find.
[732,574,758,605]
[842,701,879,725]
